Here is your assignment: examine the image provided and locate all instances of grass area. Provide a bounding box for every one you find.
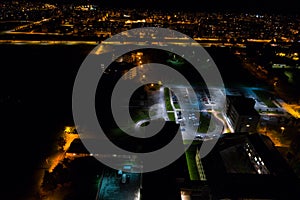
[174,102,181,109]
[164,87,173,111]
[185,144,200,180]
[141,121,150,127]
[167,112,175,121]
[197,112,211,133]
[110,128,128,140]
[183,140,202,145]
[130,109,149,123]
[253,89,277,108]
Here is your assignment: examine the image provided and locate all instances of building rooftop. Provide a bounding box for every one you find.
[200,132,300,199]
[227,95,260,116]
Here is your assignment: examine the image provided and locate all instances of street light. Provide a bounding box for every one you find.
[280,126,285,135]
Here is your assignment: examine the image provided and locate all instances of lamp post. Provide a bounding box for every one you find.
[280,126,285,135]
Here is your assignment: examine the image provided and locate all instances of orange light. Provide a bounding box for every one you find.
[64,126,72,133]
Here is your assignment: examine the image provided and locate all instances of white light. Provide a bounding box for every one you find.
[134,188,140,200]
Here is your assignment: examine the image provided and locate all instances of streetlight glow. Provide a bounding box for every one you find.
[280,126,285,134]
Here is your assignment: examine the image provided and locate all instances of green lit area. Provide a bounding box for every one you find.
[167,112,176,121]
[174,102,181,109]
[284,71,294,84]
[253,89,277,108]
[185,143,200,181]
[164,87,173,111]
[130,109,150,123]
[197,112,215,133]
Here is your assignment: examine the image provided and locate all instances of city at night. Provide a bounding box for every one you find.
[2,0,300,199]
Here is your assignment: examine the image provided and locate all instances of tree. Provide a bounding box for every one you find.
[57,136,66,150]
[41,171,56,191]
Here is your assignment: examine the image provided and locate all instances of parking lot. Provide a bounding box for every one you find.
[97,167,141,200]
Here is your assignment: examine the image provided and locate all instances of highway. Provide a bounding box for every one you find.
[0,38,242,48]
[0,39,99,45]
[3,18,52,34]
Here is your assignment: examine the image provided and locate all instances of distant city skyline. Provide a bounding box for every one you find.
[5,0,300,13]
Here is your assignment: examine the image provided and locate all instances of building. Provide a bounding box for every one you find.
[195,132,300,199]
[225,95,260,133]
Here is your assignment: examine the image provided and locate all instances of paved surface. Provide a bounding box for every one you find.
[169,86,226,141]
[97,167,141,200]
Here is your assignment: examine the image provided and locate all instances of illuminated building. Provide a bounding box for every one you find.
[225,95,260,133]
[195,132,300,199]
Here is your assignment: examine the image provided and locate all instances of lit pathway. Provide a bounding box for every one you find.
[38,127,78,200]
[48,131,78,172]
[276,100,300,119]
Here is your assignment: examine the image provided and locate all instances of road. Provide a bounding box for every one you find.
[169,86,200,140]
[3,18,52,34]
[0,39,99,45]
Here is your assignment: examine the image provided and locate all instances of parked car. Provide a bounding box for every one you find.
[121,173,127,184]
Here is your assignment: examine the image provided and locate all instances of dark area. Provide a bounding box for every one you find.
[141,151,188,200]
[66,138,90,154]
[0,44,95,198]
[206,47,266,88]
[42,156,104,200]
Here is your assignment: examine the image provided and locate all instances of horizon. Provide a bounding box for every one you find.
[3,0,300,14]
